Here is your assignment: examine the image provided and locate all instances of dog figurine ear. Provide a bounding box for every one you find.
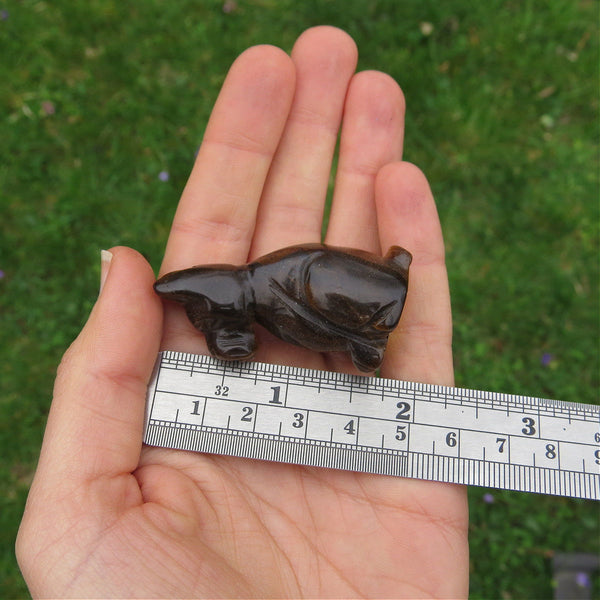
[385,246,412,279]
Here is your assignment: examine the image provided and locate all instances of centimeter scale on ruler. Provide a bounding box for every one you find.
[143,351,600,500]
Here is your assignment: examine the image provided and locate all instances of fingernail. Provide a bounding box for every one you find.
[100,249,113,294]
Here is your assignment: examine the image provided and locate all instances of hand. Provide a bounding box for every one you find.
[17,27,468,598]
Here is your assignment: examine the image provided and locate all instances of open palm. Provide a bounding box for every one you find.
[17,27,468,598]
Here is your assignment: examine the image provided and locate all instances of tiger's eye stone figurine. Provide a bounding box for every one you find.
[154,244,411,372]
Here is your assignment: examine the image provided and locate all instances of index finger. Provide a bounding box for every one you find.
[160,45,295,273]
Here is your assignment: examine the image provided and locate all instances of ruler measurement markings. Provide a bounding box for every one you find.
[144,352,600,499]
[149,412,596,496]
[183,394,578,451]
[171,387,587,470]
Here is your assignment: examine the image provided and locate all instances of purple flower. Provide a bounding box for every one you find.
[222,0,237,13]
[0,269,4,279]
[0,9,8,20]
[42,101,55,116]
[540,353,554,367]
[158,170,170,182]
[483,493,494,504]
[575,572,590,588]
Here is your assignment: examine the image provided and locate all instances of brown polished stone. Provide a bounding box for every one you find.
[154,243,411,371]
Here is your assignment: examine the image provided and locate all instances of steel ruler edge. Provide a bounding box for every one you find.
[143,350,600,500]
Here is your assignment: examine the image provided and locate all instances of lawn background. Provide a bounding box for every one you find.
[1,0,598,597]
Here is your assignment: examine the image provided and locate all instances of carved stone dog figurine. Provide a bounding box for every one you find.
[154,243,411,372]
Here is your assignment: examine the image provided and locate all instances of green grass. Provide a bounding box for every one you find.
[1,0,598,597]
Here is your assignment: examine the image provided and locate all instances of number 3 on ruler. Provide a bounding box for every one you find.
[522,417,536,436]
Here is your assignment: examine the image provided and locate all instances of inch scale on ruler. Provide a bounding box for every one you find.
[143,351,600,500]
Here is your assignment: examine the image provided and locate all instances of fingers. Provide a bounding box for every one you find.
[158,28,358,355]
[325,71,405,251]
[249,26,358,258]
[36,247,163,482]
[375,162,454,386]
[160,45,296,273]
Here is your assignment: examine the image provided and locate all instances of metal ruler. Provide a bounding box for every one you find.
[143,351,600,500]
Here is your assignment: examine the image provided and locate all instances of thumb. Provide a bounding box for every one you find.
[37,246,163,482]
